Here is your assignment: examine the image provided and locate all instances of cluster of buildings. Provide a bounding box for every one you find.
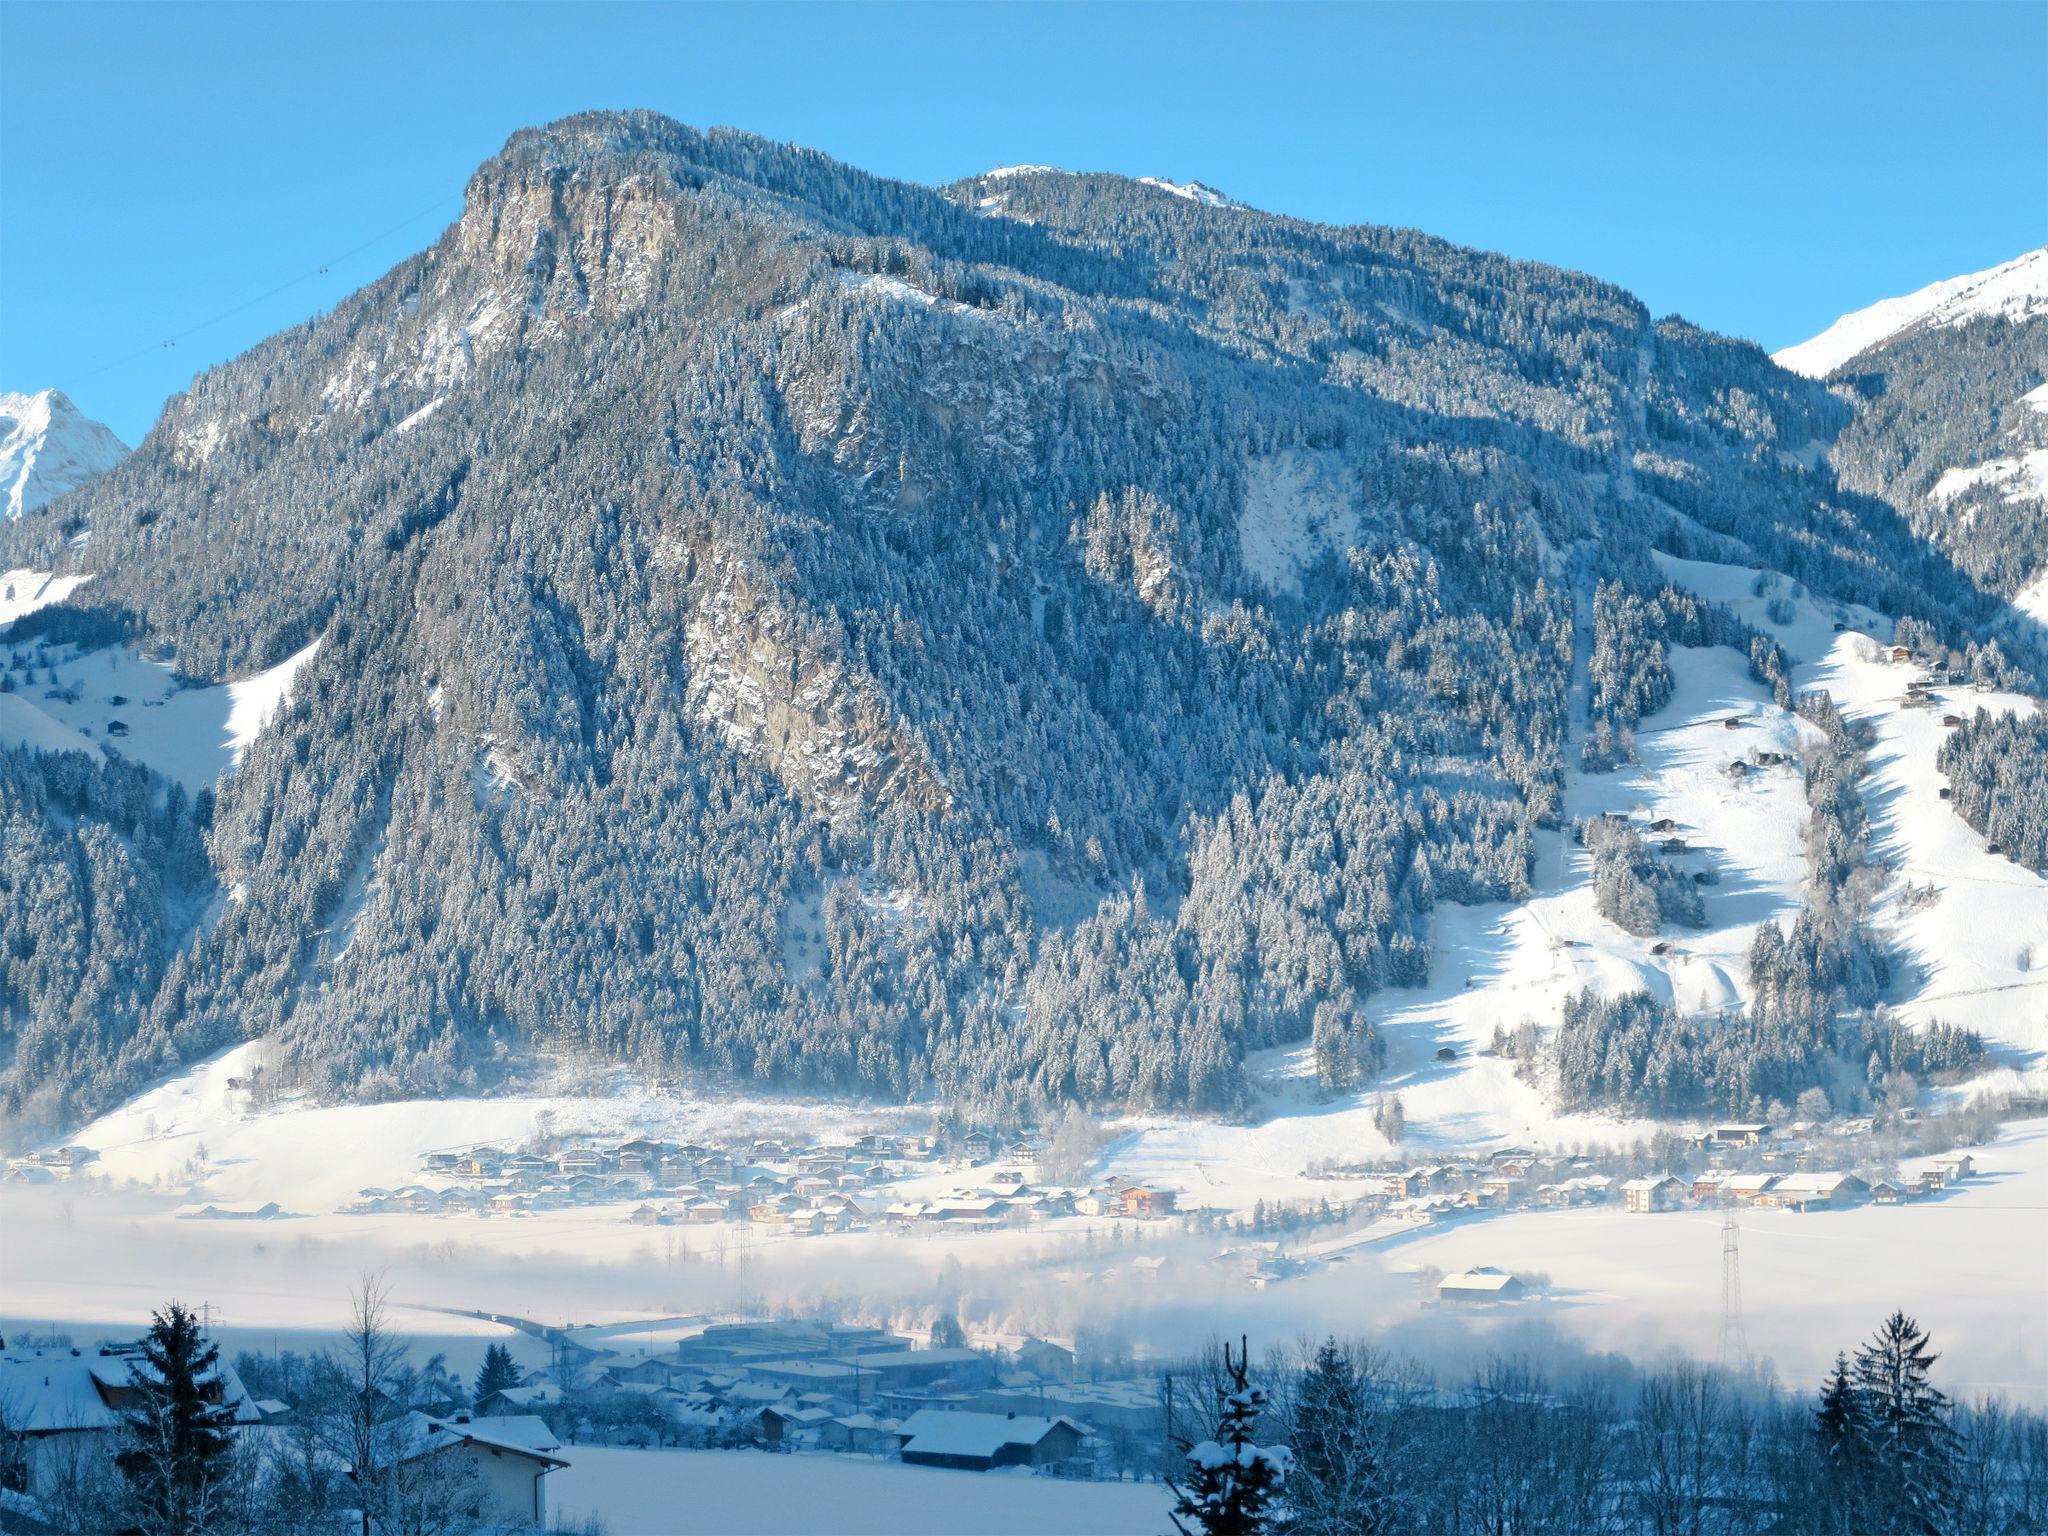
[1348,1129,1982,1226]
[2,1143,98,1184]
[335,1129,1184,1239]
[525,1320,1154,1475]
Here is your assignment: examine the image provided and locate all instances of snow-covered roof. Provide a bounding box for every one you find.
[0,1346,260,1434]
[380,1412,567,1470]
[898,1408,1083,1459]
[1440,1267,1521,1293]
[1773,1172,1865,1196]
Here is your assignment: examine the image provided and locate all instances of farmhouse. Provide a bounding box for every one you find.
[1764,1172,1869,1211]
[1711,1123,1771,1146]
[376,1412,566,1526]
[897,1409,1087,1471]
[1438,1266,1525,1302]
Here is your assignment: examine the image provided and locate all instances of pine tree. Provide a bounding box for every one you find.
[1170,1335,1289,1536]
[1287,1338,1388,1535]
[114,1302,242,1536]
[1811,1351,1871,1533]
[1852,1311,1959,1534]
[472,1342,521,1404]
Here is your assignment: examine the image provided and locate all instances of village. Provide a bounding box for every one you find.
[337,1124,1183,1235]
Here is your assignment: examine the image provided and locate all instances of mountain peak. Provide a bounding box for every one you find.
[0,387,129,520]
[1774,246,2048,379]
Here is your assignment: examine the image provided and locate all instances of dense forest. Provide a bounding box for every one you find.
[0,113,2031,1132]
[1937,710,2048,871]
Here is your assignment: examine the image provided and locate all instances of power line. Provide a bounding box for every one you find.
[74,188,466,383]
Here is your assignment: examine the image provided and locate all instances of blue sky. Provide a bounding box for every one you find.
[4,0,2043,446]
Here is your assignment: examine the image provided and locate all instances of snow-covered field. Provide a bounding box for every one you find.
[547,1446,1172,1536]
[0,602,319,794]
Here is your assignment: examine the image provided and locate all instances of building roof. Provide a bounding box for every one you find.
[380,1412,568,1471]
[898,1408,1082,1459]
[1773,1172,1866,1196]
[1622,1175,1682,1192]
[1440,1267,1521,1293]
[0,1347,261,1435]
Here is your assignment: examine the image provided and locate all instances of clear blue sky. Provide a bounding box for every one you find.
[4,0,2044,446]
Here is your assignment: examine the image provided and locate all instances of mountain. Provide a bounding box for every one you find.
[0,389,129,519]
[1778,248,2048,601]
[1773,247,2048,380]
[0,112,2025,1133]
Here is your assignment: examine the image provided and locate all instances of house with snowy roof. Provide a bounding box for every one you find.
[1764,1172,1870,1211]
[0,1343,261,1501]
[897,1408,1087,1471]
[1437,1266,1526,1302]
[372,1412,566,1526]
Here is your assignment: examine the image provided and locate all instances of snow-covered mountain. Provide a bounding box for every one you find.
[1797,249,2048,597]
[1774,246,2048,379]
[0,111,2030,1138]
[0,388,129,520]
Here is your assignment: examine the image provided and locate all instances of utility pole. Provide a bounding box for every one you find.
[1719,1198,1747,1369]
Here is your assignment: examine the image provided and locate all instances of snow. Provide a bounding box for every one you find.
[2025,380,2048,415]
[0,568,93,628]
[0,634,319,795]
[0,389,129,519]
[547,1446,1172,1535]
[982,165,1062,180]
[1237,450,1363,593]
[1137,177,1232,208]
[1930,448,2048,506]
[1378,1121,2048,1401]
[1774,246,2048,378]
[2015,572,2048,627]
[391,394,447,435]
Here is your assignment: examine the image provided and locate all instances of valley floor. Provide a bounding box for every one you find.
[546,1446,1171,1536]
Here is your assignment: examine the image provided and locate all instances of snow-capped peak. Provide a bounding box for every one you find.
[1137,176,1232,208]
[1773,246,2048,379]
[0,388,130,520]
[982,164,1062,181]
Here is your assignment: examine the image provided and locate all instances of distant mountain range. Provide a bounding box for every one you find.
[0,389,128,520]
[0,113,2037,1136]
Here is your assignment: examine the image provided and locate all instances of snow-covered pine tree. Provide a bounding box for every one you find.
[1852,1310,1959,1533]
[1286,1338,1388,1535]
[1170,1335,1290,1536]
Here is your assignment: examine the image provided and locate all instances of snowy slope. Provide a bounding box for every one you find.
[0,389,129,519]
[0,627,321,794]
[1773,246,2048,378]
